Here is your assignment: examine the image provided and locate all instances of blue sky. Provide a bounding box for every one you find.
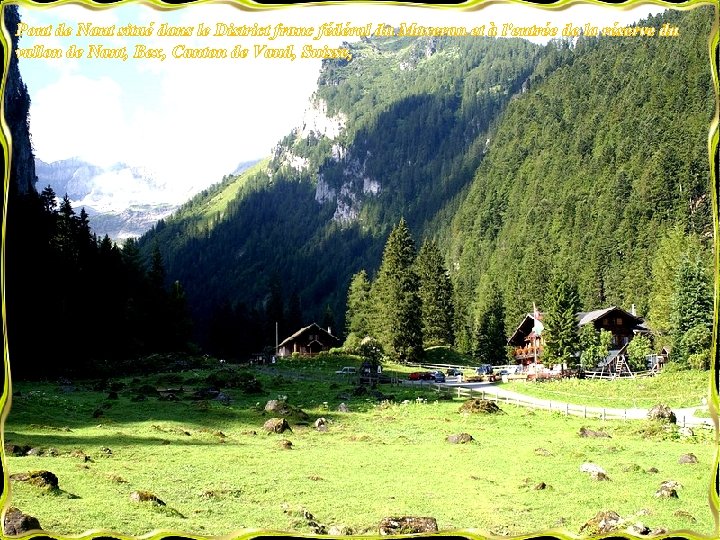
[15,2,666,201]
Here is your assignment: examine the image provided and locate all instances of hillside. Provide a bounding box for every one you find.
[139,35,542,350]
[448,7,715,346]
[140,6,716,356]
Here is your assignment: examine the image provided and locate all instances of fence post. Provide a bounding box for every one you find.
[602,408,606,421]
[566,403,569,416]
[584,405,587,418]
[457,388,461,399]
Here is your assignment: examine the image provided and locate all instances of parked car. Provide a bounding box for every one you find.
[335,367,357,375]
[446,368,463,376]
[475,364,493,375]
[408,371,432,381]
[429,370,446,383]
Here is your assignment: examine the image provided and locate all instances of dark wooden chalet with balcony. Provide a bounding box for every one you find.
[508,306,650,367]
[277,323,340,357]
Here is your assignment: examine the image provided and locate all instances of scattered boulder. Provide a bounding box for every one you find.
[3,507,42,535]
[621,464,642,473]
[678,453,698,464]
[655,481,681,498]
[647,467,659,474]
[673,510,696,523]
[378,516,438,535]
[264,418,291,434]
[446,433,474,444]
[590,471,611,481]
[534,448,552,457]
[264,400,309,421]
[10,470,59,490]
[458,399,502,414]
[579,427,611,438]
[328,525,353,535]
[647,404,676,424]
[314,418,328,431]
[534,482,547,490]
[655,486,678,498]
[129,490,165,506]
[278,439,293,450]
[4,444,31,457]
[579,510,622,535]
[337,403,349,413]
[580,463,607,475]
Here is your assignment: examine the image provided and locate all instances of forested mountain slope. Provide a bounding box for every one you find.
[140,7,716,356]
[448,7,715,347]
[140,35,542,351]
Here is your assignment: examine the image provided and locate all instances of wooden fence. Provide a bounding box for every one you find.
[430,384,713,429]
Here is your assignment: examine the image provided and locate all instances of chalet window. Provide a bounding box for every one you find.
[602,318,608,325]
[616,318,623,325]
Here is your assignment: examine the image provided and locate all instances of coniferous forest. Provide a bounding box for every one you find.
[3,5,717,376]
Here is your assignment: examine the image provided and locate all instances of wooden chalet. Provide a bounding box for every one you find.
[508,306,650,369]
[508,313,545,367]
[277,323,340,357]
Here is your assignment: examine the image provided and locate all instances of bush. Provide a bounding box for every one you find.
[687,351,710,371]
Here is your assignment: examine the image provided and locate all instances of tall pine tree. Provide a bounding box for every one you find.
[369,219,424,363]
[543,275,581,367]
[416,239,455,347]
[474,281,506,364]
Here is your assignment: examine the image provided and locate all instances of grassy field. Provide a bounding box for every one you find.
[3,355,717,537]
[504,370,711,409]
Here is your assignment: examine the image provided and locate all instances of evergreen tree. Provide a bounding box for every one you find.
[345,270,371,340]
[474,281,506,364]
[670,254,712,365]
[647,226,705,342]
[416,239,455,347]
[543,275,581,367]
[370,219,423,363]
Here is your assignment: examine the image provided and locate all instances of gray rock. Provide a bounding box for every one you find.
[129,490,165,506]
[378,516,438,535]
[3,507,41,535]
[447,433,474,444]
[264,418,291,434]
[337,403,349,412]
[647,404,676,424]
[580,463,607,475]
[678,453,698,464]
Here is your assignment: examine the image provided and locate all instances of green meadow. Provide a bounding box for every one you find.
[3,355,716,537]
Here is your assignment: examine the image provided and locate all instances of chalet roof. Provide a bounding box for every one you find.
[278,322,339,348]
[576,306,644,327]
[507,313,542,346]
[509,305,647,344]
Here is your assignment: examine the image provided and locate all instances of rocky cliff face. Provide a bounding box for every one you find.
[4,5,37,196]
